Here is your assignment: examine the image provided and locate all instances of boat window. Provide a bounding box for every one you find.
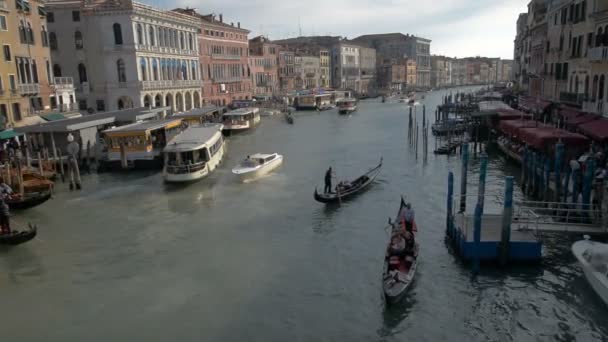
[166,152,177,165]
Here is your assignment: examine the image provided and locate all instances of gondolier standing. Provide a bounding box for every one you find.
[324,167,334,194]
[0,177,12,235]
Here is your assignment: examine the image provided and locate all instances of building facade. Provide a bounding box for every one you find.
[332,42,360,92]
[298,55,321,89]
[1,0,75,127]
[405,58,417,89]
[430,55,452,88]
[514,13,530,90]
[248,36,279,96]
[278,50,296,92]
[359,46,376,96]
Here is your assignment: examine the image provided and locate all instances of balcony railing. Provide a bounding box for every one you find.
[211,53,242,60]
[140,79,203,90]
[18,83,40,95]
[211,77,242,83]
[52,77,75,91]
[560,92,585,106]
[589,47,608,62]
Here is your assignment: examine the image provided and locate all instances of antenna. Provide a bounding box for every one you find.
[298,16,302,37]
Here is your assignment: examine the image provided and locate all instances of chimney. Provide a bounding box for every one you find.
[219,14,223,23]
[237,22,240,28]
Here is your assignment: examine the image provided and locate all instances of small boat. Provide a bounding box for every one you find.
[260,109,280,117]
[497,138,523,164]
[382,197,418,303]
[572,236,608,306]
[318,104,335,111]
[285,112,294,124]
[313,158,382,203]
[336,98,358,115]
[0,223,37,245]
[7,191,52,210]
[232,153,283,182]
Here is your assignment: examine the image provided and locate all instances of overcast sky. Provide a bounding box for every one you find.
[151,0,529,59]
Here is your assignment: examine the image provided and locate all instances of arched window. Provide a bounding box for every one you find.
[49,32,58,50]
[181,61,187,80]
[593,75,599,100]
[148,26,155,46]
[140,58,147,81]
[159,28,164,47]
[191,61,196,80]
[41,25,48,47]
[117,59,126,82]
[18,20,26,43]
[26,22,34,44]
[78,63,87,83]
[136,24,143,45]
[53,64,62,77]
[599,75,605,101]
[113,23,123,45]
[74,30,83,49]
[152,59,158,81]
[585,75,589,98]
[188,33,193,51]
[597,27,604,47]
[179,32,184,50]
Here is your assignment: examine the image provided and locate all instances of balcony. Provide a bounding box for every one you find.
[140,79,203,90]
[211,53,242,60]
[18,83,40,95]
[560,92,585,107]
[52,77,75,91]
[589,47,608,62]
[211,77,242,83]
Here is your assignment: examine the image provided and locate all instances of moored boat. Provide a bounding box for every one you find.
[232,153,283,182]
[572,236,608,306]
[382,197,418,304]
[337,98,358,114]
[313,158,382,203]
[162,124,225,183]
[0,223,37,245]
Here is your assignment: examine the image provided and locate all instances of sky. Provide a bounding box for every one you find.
[150,0,530,59]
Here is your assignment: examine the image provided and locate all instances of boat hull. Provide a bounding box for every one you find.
[0,225,37,245]
[233,156,283,182]
[339,107,357,115]
[572,240,608,306]
[8,191,52,210]
[163,143,225,183]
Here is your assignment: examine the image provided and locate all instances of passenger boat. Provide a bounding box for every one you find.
[336,98,358,114]
[0,223,37,245]
[232,153,283,182]
[572,236,608,306]
[313,158,382,203]
[162,124,225,183]
[383,197,418,304]
[222,108,261,134]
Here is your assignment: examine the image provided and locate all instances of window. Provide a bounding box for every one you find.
[140,58,147,81]
[78,63,87,83]
[3,44,10,61]
[96,100,105,112]
[74,30,83,49]
[8,74,15,90]
[46,12,54,23]
[117,59,126,82]
[113,23,123,45]
[72,10,80,21]
[26,22,34,44]
[12,103,21,122]
[49,32,57,50]
[148,26,155,46]
[136,24,143,45]
[179,32,184,49]
[45,60,51,83]
[0,105,7,122]
[31,59,38,83]
[188,33,193,50]
[0,15,6,30]
[78,99,87,110]
[41,25,48,47]
[18,20,26,43]
[53,63,61,77]
[152,59,158,81]
[562,62,569,80]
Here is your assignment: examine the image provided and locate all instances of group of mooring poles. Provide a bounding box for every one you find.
[446,142,516,275]
[407,105,429,162]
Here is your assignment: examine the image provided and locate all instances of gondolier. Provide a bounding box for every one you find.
[324,167,334,194]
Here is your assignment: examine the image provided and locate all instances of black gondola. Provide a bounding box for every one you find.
[0,224,37,245]
[314,158,382,203]
[7,191,52,210]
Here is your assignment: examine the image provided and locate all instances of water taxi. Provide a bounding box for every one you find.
[337,98,358,114]
[232,153,283,182]
[101,118,183,169]
[572,236,608,306]
[222,108,261,134]
[162,124,225,183]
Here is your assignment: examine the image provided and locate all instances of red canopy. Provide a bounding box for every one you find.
[578,119,608,141]
[559,106,585,120]
[518,127,589,150]
[496,108,532,120]
[499,120,549,137]
[565,113,600,129]
[519,97,552,112]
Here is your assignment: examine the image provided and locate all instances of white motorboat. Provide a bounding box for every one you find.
[232,153,283,182]
[572,237,608,306]
[162,124,225,183]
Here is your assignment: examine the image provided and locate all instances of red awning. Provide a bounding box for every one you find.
[565,113,601,129]
[578,119,608,141]
[559,105,585,120]
[496,108,532,120]
[499,120,549,137]
[519,97,552,112]
[518,127,589,150]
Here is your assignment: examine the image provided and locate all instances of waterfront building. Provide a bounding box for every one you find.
[377,58,406,92]
[452,58,467,86]
[0,0,76,128]
[359,47,377,96]
[46,0,202,113]
[278,50,296,92]
[331,42,361,92]
[587,0,608,115]
[430,55,452,88]
[297,54,321,90]
[248,36,279,97]
[174,9,251,107]
[319,49,330,88]
[352,33,432,89]
[405,58,417,89]
[514,13,530,91]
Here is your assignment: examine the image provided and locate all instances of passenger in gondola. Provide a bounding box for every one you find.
[400,203,416,232]
[388,233,406,258]
[324,167,334,194]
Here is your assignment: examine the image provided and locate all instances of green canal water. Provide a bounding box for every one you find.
[1,87,607,341]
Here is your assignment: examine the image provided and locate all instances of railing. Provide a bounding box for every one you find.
[559,92,585,106]
[52,77,74,89]
[18,83,40,95]
[166,161,206,174]
[140,79,202,90]
[589,47,608,62]
[513,200,605,232]
[211,54,242,60]
[212,77,242,83]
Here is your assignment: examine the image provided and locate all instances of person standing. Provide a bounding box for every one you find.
[0,177,12,235]
[324,167,334,194]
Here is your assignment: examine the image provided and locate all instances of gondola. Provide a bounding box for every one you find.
[382,197,418,304]
[7,191,52,210]
[313,158,382,203]
[285,112,294,124]
[0,224,37,245]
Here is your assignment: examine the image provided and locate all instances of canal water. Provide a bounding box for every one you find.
[1,88,607,341]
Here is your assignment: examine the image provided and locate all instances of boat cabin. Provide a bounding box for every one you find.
[296,94,333,110]
[171,106,226,126]
[222,107,261,132]
[102,118,183,165]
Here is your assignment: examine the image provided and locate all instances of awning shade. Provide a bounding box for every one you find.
[578,119,608,142]
[498,120,549,136]
[518,127,589,150]
[0,129,23,140]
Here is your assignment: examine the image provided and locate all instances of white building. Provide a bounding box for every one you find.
[46,0,202,113]
[332,43,361,92]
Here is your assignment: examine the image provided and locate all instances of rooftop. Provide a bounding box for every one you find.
[164,124,223,152]
[172,105,225,118]
[224,107,259,116]
[103,118,181,134]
